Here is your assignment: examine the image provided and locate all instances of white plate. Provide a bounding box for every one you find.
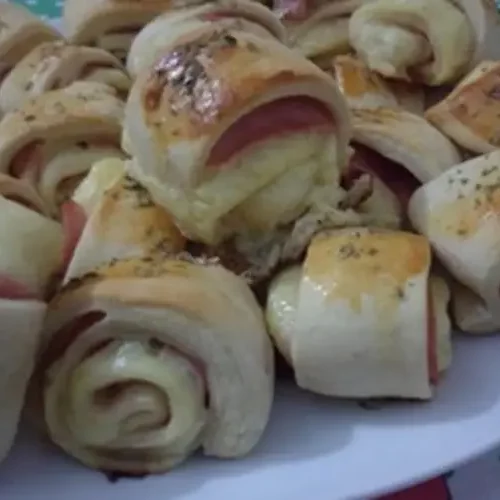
[1,334,500,500]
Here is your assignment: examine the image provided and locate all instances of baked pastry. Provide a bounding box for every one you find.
[331,54,425,113]
[276,0,367,68]
[426,61,500,154]
[38,257,274,473]
[348,108,461,212]
[0,41,131,114]
[63,0,205,62]
[127,0,286,78]
[0,3,60,86]
[0,174,64,461]
[0,82,125,215]
[125,29,353,277]
[349,0,474,85]
[409,150,500,317]
[64,159,185,282]
[266,228,452,400]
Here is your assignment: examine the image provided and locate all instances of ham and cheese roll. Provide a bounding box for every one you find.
[64,0,203,62]
[276,0,367,68]
[266,228,452,400]
[0,82,125,215]
[349,0,474,85]
[409,150,500,319]
[127,0,286,78]
[347,108,461,213]
[0,3,60,87]
[331,55,425,114]
[0,41,131,114]
[426,61,500,154]
[38,257,274,474]
[64,159,186,283]
[0,174,64,461]
[125,29,351,251]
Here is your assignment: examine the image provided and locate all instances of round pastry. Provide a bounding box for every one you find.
[426,61,500,154]
[0,41,131,114]
[125,29,351,263]
[266,228,452,400]
[349,0,475,85]
[63,160,186,283]
[63,0,207,62]
[277,0,367,68]
[409,150,500,320]
[330,54,425,114]
[38,257,274,474]
[128,0,286,78]
[0,81,125,215]
[0,3,60,86]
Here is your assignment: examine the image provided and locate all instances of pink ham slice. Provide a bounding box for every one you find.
[207,96,335,167]
[346,144,421,211]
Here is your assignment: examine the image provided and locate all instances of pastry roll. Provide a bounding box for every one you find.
[349,0,474,85]
[266,228,452,400]
[277,0,367,68]
[127,0,286,78]
[38,257,274,473]
[63,0,203,62]
[426,61,500,154]
[0,82,125,215]
[0,3,60,85]
[125,29,351,250]
[331,55,425,113]
[0,174,64,460]
[348,108,461,213]
[0,174,63,298]
[0,41,131,114]
[409,150,500,318]
[451,282,500,335]
[64,160,185,283]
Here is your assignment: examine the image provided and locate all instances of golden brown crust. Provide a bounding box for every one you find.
[90,175,186,251]
[305,228,430,310]
[426,61,500,152]
[136,29,339,145]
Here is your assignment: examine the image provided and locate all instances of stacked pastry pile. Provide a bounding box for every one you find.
[0,0,499,478]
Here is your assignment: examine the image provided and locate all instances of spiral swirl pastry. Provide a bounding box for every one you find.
[0,3,61,87]
[277,0,367,68]
[125,29,351,258]
[38,257,274,474]
[0,174,64,461]
[0,82,125,215]
[0,41,131,114]
[349,0,475,85]
[63,0,208,62]
[127,0,286,78]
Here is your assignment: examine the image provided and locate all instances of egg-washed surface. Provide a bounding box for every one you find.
[7,1,500,499]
